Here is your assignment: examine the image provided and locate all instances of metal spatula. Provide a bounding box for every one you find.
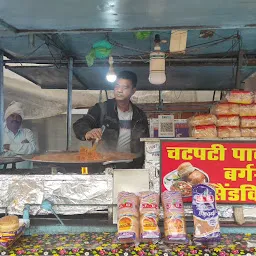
[92,125,106,150]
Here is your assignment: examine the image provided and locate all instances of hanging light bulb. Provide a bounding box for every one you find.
[148,34,166,85]
[106,56,117,83]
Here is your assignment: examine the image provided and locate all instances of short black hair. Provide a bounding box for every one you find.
[117,71,137,88]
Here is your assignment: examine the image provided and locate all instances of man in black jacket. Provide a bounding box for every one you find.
[73,71,149,168]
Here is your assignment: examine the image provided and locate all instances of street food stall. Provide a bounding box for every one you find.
[0,137,255,255]
[1,0,256,255]
[0,106,256,255]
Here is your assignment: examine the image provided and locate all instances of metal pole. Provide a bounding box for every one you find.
[66,57,73,151]
[157,90,164,110]
[235,50,244,89]
[4,57,238,65]
[0,52,3,154]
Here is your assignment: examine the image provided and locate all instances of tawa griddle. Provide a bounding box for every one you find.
[21,151,134,166]
[0,156,24,169]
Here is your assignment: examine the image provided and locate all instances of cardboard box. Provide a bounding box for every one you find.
[149,118,159,138]
[175,119,189,137]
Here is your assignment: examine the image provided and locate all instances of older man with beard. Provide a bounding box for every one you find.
[1,101,36,169]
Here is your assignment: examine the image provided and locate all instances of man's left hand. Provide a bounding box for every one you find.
[21,139,29,144]
[3,144,10,151]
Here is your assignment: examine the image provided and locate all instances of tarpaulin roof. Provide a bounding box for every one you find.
[1,0,256,90]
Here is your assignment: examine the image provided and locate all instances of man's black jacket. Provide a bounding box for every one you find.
[73,99,149,168]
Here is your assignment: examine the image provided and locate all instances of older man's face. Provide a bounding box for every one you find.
[6,113,22,132]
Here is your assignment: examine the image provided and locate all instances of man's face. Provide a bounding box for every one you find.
[6,113,22,131]
[114,78,136,102]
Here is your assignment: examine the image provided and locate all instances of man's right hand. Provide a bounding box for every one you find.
[85,128,102,141]
[21,139,29,144]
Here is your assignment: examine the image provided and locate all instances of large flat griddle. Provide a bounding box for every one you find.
[21,151,136,166]
[0,156,23,165]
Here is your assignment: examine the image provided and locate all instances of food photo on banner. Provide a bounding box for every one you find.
[160,140,256,203]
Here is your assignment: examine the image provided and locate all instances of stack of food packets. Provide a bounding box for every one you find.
[117,191,161,244]
[161,191,188,244]
[188,114,217,138]
[117,192,139,244]
[189,90,256,138]
[117,188,221,247]
[240,96,256,136]
[139,191,161,243]
[212,90,256,138]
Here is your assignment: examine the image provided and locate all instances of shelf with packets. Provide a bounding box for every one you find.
[189,90,256,139]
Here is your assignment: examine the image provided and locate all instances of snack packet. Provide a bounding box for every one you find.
[191,125,217,138]
[239,104,256,116]
[188,114,217,126]
[216,115,240,127]
[139,191,160,242]
[241,128,256,137]
[192,184,221,246]
[226,90,254,104]
[241,117,256,128]
[117,192,139,243]
[211,103,240,115]
[161,191,188,244]
[218,127,241,138]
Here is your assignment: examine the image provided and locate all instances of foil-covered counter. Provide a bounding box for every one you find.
[0,174,112,215]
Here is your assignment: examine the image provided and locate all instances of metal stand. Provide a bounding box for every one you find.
[66,57,73,151]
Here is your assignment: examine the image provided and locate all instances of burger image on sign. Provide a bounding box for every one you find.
[163,162,209,197]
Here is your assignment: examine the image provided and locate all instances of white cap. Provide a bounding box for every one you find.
[5,101,24,120]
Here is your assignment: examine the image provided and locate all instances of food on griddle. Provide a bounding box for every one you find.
[31,150,135,163]
[79,146,102,161]
[177,162,195,179]
[187,170,207,186]
[170,181,192,197]
[0,216,19,232]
